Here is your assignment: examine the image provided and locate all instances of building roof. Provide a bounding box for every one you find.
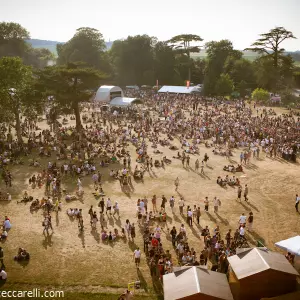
[275,236,300,256]
[109,97,140,107]
[163,266,234,300]
[158,85,201,94]
[228,248,299,280]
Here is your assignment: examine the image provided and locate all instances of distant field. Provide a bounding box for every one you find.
[191,50,259,61]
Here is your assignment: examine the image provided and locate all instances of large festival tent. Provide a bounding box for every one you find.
[94,85,124,102]
[163,266,234,300]
[227,248,299,300]
[275,236,300,256]
[158,85,201,94]
[109,97,142,107]
[275,236,300,271]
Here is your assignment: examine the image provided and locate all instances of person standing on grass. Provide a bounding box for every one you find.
[175,177,179,191]
[247,212,254,232]
[133,247,141,268]
[201,160,205,174]
[161,195,167,210]
[239,213,247,227]
[295,194,299,213]
[178,197,184,215]
[99,197,104,214]
[196,207,201,225]
[113,201,119,217]
[237,186,242,201]
[204,197,209,212]
[106,198,112,215]
[187,208,193,227]
[170,196,175,213]
[244,184,249,202]
[170,226,177,247]
[92,211,98,228]
[213,197,220,213]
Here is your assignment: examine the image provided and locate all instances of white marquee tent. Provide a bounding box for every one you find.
[275,236,300,271]
[109,97,141,107]
[275,236,300,256]
[158,85,201,94]
[94,85,123,102]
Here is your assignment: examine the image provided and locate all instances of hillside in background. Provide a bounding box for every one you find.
[27,39,113,55]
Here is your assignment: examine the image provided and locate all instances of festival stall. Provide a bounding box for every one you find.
[228,248,299,300]
[163,266,234,300]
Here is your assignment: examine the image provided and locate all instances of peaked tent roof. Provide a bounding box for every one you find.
[158,85,201,94]
[163,266,234,300]
[275,236,300,256]
[228,248,299,280]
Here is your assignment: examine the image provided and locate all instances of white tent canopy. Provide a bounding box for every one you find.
[275,236,300,256]
[158,85,201,94]
[109,97,140,107]
[94,85,123,102]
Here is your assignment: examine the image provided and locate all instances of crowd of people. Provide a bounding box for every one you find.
[0,90,299,288]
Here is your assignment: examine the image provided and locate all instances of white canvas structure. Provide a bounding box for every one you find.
[109,97,140,107]
[94,85,123,102]
[158,85,201,94]
[275,236,300,256]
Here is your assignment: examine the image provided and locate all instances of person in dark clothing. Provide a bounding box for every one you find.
[170,226,177,247]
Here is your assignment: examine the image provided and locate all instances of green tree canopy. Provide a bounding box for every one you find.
[57,27,109,72]
[110,35,154,86]
[0,56,40,142]
[167,34,203,81]
[215,73,234,96]
[245,27,296,68]
[203,40,241,95]
[251,88,269,102]
[37,63,106,131]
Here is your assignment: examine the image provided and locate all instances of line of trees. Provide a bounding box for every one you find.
[0,22,299,143]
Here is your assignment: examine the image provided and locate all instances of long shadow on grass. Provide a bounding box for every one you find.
[238,201,251,212]
[137,268,148,293]
[42,232,53,249]
[78,231,85,248]
[90,229,100,243]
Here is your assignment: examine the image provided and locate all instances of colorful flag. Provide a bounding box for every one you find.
[186,80,190,88]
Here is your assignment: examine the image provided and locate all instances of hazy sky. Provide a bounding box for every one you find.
[1,0,300,50]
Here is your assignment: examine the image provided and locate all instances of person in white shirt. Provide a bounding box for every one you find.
[113,201,119,217]
[169,196,175,213]
[133,247,141,268]
[239,225,245,237]
[213,197,220,213]
[106,198,112,215]
[178,197,184,214]
[239,213,247,226]
[0,269,7,280]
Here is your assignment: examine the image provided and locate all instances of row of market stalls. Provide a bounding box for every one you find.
[164,238,300,300]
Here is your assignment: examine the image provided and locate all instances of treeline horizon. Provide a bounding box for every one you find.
[1,22,300,98]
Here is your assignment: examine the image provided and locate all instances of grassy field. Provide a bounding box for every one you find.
[1,106,300,299]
